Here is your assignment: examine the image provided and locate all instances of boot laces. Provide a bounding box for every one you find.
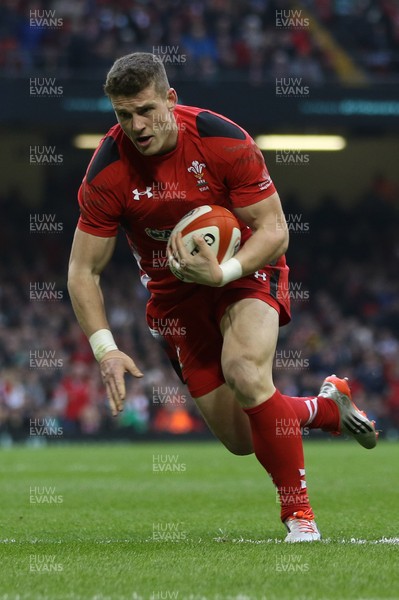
[290,509,317,533]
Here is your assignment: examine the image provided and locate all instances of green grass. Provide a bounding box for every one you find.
[0,440,398,600]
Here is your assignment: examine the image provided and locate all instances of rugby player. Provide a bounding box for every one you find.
[68,53,377,542]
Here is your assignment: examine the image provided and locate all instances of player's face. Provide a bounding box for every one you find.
[111,85,178,156]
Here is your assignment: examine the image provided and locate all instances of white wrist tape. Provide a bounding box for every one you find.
[89,329,118,362]
[219,257,243,286]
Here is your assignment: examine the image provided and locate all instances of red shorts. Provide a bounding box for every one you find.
[146,266,291,398]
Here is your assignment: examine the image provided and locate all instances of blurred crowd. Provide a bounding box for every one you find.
[0,174,398,442]
[0,0,398,83]
[0,253,206,442]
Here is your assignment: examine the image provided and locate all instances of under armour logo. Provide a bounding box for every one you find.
[254,271,267,281]
[132,186,153,201]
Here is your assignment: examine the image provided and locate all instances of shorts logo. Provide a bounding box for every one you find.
[133,186,153,201]
[145,228,172,241]
[254,270,267,281]
[187,160,209,191]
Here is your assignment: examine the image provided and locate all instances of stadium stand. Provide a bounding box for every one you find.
[0,0,398,82]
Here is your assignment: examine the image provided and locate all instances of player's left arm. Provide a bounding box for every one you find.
[171,192,288,286]
[232,191,288,275]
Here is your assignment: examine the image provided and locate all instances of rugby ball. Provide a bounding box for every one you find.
[168,205,241,282]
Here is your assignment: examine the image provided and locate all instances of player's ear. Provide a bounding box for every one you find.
[166,88,178,111]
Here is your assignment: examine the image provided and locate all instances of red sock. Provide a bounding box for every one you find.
[244,389,311,522]
[283,395,340,432]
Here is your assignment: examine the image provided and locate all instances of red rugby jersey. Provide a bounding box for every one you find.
[77,104,288,298]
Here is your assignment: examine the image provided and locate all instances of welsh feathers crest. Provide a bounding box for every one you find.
[187,160,206,178]
[187,160,208,189]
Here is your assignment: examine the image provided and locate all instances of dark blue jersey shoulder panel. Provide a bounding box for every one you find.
[196,111,246,140]
[87,136,120,183]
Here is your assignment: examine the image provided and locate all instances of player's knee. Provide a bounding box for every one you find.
[222,356,267,405]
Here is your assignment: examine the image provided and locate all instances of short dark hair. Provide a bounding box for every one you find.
[104,53,170,97]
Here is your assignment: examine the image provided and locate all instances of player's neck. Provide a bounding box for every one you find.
[158,120,179,155]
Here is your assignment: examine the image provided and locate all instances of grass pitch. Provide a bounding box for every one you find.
[0,440,398,600]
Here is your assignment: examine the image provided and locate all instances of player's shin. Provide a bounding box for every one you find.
[243,389,312,522]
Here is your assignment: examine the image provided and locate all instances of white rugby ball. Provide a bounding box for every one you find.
[167,205,241,282]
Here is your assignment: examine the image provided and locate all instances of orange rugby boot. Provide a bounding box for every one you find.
[318,375,378,449]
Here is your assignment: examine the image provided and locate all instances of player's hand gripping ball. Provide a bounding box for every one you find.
[167,205,241,282]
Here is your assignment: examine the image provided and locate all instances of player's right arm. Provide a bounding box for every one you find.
[67,228,143,416]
